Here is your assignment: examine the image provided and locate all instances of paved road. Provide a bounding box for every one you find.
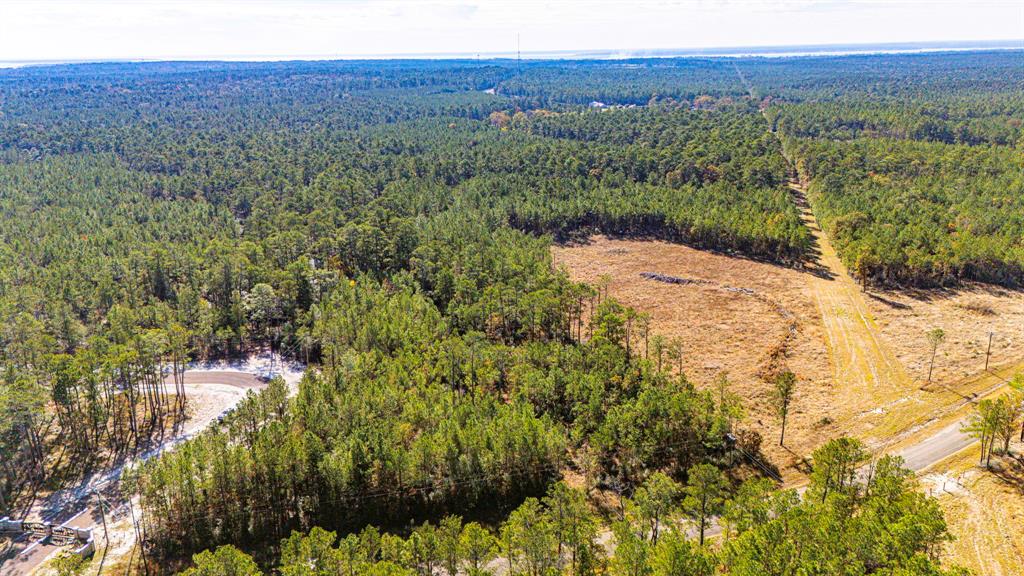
[895,417,975,472]
[694,417,980,546]
[1,370,268,576]
[175,371,265,389]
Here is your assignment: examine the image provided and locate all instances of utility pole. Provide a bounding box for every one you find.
[93,488,109,544]
[127,497,150,576]
[985,331,993,371]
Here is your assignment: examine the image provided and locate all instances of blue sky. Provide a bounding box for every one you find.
[0,0,1021,61]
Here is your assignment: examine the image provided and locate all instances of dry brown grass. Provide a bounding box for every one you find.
[923,445,1024,576]
[866,284,1024,387]
[553,233,1024,572]
[552,236,833,477]
[844,283,1024,455]
[553,236,1024,476]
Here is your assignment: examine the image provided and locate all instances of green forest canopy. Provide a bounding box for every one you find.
[0,50,1019,572]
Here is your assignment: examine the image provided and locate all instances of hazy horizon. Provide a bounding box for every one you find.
[0,1,1021,63]
[0,39,1020,69]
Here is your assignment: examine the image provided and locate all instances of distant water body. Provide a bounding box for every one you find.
[1,40,1021,68]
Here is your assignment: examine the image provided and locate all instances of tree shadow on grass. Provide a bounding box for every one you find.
[780,445,814,476]
[990,454,1024,495]
[866,292,911,310]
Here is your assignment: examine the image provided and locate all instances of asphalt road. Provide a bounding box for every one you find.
[175,371,266,389]
[693,415,980,547]
[895,420,975,473]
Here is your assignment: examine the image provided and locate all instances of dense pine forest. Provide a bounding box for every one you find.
[760,51,1024,286]
[1,50,1019,574]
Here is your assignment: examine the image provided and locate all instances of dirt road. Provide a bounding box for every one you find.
[785,180,941,448]
[793,181,913,396]
[0,370,270,576]
[787,179,1013,466]
[786,179,1024,466]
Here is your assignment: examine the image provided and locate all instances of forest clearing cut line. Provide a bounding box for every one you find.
[783,177,1019,468]
[788,179,914,410]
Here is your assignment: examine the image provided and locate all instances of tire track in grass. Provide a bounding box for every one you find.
[787,179,922,445]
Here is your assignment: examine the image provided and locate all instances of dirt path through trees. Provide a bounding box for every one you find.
[788,180,923,443]
[788,178,1024,458]
[792,180,912,392]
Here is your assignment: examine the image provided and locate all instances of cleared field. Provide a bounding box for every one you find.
[781,181,967,451]
[553,233,1024,575]
[868,285,1024,388]
[553,231,1024,469]
[785,182,1024,452]
[793,184,913,403]
[923,444,1024,576]
[552,235,833,473]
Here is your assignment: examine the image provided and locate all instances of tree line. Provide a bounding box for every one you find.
[751,50,1023,287]
[178,438,963,576]
[132,269,750,559]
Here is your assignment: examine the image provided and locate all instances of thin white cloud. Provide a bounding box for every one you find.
[0,0,1020,61]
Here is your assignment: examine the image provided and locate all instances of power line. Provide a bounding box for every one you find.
[516,33,521,76]
[727,434,782,483]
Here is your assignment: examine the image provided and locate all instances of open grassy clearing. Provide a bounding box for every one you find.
[553,232,1024,576]
[553,234,1024,472]
[780,181,1024,454]
[881,363,1024,457]
[848,280,1024,452]
[868,284,1024,387]
[552,235,833,475]
[786,180,941,451]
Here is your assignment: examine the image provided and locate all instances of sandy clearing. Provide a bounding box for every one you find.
[3,358,303,576]
[187,352,306,392]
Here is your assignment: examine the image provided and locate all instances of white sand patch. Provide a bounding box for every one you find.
[921,472,969,497]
